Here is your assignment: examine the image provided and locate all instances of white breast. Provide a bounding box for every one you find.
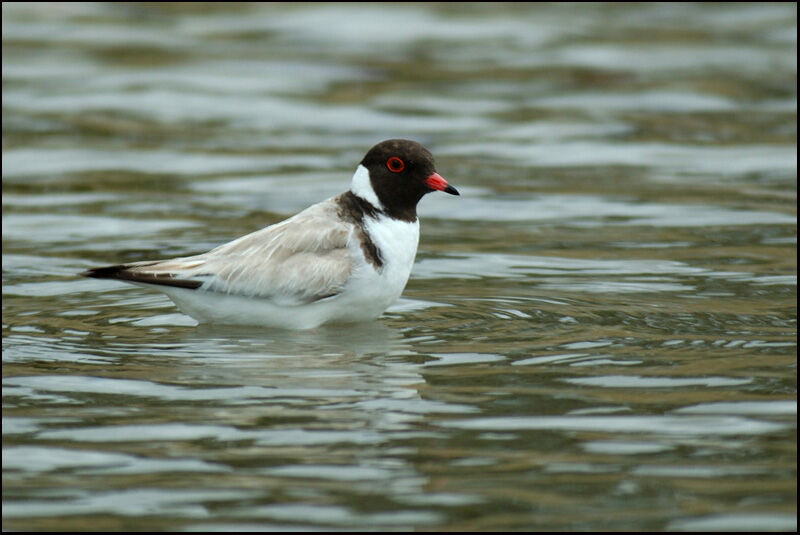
[366,214,419,281]
[342,214,419,317]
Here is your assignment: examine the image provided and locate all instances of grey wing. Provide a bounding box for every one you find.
[85,200,355,305]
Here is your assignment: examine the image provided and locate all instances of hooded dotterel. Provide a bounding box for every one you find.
[81,139,459,329]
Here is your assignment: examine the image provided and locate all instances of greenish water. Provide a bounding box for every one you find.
[2,2,796,531]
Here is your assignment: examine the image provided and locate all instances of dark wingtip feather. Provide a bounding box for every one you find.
[80,264,129,279]
[80,264,202,290]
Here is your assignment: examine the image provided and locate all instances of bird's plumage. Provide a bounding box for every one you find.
[82,139,458,329]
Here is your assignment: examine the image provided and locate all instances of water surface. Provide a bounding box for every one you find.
[2,3,796,531]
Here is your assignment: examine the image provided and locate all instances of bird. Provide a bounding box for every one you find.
[81,139,459,329]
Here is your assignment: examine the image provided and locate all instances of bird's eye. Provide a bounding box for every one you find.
[386,156,405,173]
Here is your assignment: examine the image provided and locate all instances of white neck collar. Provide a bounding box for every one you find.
[349,164,384,210]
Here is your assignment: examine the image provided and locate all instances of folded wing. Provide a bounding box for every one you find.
[82,200,354,305]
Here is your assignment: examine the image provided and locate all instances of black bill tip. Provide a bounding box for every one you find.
[443,184,460,196]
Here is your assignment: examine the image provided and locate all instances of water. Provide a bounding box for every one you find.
[2,2,796,531]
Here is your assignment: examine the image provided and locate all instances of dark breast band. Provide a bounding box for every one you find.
[334,191,384,270]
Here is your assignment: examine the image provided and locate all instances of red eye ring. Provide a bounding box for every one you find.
[386,156,405,173]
